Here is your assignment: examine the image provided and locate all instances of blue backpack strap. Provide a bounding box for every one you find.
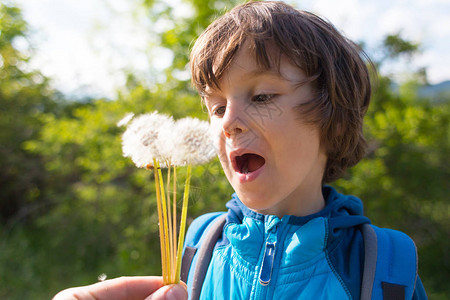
[361,224,418,300]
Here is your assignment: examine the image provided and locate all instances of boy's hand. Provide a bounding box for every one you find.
[52,276,188,300]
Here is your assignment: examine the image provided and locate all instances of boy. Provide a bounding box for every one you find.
[183,1,427,299]
[54,1,426,299]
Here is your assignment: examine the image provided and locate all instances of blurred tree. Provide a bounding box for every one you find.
[383,32,420,60]
[0,3,63,224]
[0,3,65,298]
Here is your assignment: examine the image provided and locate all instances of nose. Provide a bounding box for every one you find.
[222,102,248,138]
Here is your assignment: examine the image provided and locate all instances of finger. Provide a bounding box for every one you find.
[53,276,165,300]
[145,283,188,300]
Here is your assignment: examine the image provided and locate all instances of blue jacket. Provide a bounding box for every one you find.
[184,186,427,299]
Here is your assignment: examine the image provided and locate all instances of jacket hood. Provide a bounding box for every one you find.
[225,185,370,245]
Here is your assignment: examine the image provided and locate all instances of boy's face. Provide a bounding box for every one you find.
[203,44,327,217]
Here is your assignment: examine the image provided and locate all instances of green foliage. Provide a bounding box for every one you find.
[142,0,242,74]
[0,3,63,223]
[0,1,448,299]
[383,33,420,59]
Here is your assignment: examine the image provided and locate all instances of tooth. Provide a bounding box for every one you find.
[242,164,248,174]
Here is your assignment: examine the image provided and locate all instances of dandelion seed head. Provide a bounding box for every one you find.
[156,118,177,165]
[170,117,216,166]
[98,273,107,281]
[117,113,135,127]
[121,112,174,168]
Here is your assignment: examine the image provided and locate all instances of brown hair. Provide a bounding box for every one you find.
[190,1,373,183]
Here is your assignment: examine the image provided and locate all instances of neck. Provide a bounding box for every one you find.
[256,185,326,218]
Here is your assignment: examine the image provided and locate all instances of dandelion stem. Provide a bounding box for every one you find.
[172,166,177,281]
[166,163,174,283]
[153,159,167,284]
[175,164,192,283]
[156,160,171,284]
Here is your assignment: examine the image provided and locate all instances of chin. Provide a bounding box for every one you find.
[236,190,277,212]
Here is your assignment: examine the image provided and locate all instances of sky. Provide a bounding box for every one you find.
[14,0,450,99]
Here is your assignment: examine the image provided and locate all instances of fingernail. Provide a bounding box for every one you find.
[165,284,187,300]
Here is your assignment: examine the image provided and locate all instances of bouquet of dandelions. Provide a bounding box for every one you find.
[119,111,215,284]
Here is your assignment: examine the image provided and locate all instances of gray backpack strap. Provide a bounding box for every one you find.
[190,213,227,300]
[181,246,197,283]
[360,223,378,300]
[360,224,413,300]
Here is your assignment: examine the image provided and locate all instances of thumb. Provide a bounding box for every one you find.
[145,283,188,300]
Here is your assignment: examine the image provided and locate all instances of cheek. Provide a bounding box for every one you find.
[275,122,322,160]
[209,120,227,159]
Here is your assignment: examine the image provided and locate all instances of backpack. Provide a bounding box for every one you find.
[181,213,418,300]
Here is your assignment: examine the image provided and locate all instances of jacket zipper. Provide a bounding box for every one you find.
[254,217,292,300]
[259,241,276,285]
[253,227,278,299]
[252,217,290,299]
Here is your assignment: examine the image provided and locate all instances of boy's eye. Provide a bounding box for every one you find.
[213,106,226,116]
[252,94,276,103]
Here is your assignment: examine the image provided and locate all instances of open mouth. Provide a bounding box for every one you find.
[235,153,266,174]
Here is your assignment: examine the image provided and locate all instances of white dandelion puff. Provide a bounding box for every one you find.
[157,118,178,165]
[121,112,174,168]
[117,112,135,127]
[169,117,216,166]
[98,273,107,282]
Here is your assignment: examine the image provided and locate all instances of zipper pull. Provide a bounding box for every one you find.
[259,241,276,286]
